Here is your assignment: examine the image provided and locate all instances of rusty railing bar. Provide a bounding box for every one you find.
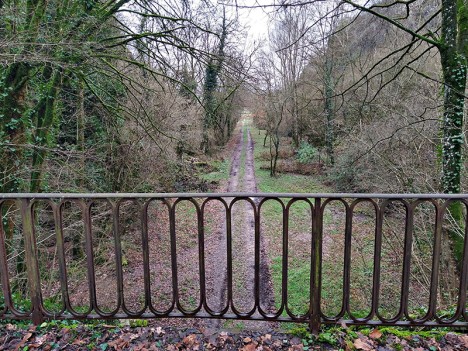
[2,193,468,200]
[371,201,383,321]
[281,201,289,317]
[374,203,385,321]
[428,201,443,321]
[401,204,414,321]
[342,202,353,320]
[254,200,261,313]
[21,198,44,324]
[457,200,468,322]
[226,206,233,314]
[169,201,180,314]
[141,201,152,314]
[309,197,322,334]
[2,309,468,327]
[0,202,14,316]
[83,201,98,315]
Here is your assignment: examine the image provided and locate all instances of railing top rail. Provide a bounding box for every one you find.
[1,192,468,199]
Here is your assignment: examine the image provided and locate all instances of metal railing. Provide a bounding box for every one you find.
[1,193,468,333]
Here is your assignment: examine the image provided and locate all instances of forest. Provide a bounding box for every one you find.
[0,0,466,198]
[1,0,468,349]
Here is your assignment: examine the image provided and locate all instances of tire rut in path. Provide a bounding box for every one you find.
[206,125,276,331]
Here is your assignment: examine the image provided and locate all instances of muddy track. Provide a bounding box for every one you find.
[206,122,276,330]
[203,131,243,328]
[245,130,276,315]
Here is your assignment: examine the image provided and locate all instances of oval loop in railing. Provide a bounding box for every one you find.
[282,197,314,320]
[201,197,230,317]
[228,196,257,318]
[115,198,147,318]
[257,197,286,319]
[144,198,176,317]
[172,197,204,316]
[58,199,93,318]
[375,198,411,324]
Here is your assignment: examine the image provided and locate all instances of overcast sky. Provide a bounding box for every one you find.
[226,0,272,47]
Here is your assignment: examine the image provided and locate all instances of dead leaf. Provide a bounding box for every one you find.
[369,328,382,339]
[244,337,252,344]
[261,334,272,344]
[353,338,374,351]
[182,334,200,350]
[240,343,257,351]
[108,337,129,350]
[445,333,461,346]
[272,340,282,348]
[14,332,33,351]
[128,333,140,341]
[133,344,149,351]
[72,338,87,346]
[217,331,233,346]
[5,324,16,331]
[34,335,47,346]
[219,331,229,340]
[459,334,468,348]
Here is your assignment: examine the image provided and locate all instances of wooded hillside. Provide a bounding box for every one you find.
[0,0,246,194]
[253,0,467,195]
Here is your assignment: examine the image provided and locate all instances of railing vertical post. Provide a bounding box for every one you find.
[310,197,322,335]
[20,199,43,325]
[0,203,13,315]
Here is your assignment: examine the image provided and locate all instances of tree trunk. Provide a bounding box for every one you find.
[439,0,468,268]
[29,67,61,193]
[269,135,274,176]
[77,80,86,189]
[0,63,30,193]
[324,57,335,166]
[292,89,300,147]
[200,8,227,154]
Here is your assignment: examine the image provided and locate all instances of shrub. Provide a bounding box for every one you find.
[296,141,317,164]
[326,152,363,192]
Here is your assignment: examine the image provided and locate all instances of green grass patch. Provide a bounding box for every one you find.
[250,127,328,194]
[199,159,230,184]
[238,124,247,187]
[271,257,310,316]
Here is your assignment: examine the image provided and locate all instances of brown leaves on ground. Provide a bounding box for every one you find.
[351,329,468,351]
[368,329,382,340]
[353,337,374,351]
[1,323,468,351]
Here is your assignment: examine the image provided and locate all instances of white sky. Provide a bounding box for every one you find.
[224,0,272,47]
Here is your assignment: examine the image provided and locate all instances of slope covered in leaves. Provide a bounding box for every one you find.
[1,321,467,351]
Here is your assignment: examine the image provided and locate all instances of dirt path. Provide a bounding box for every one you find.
[204,120,276,331]
[244,129,275,314]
